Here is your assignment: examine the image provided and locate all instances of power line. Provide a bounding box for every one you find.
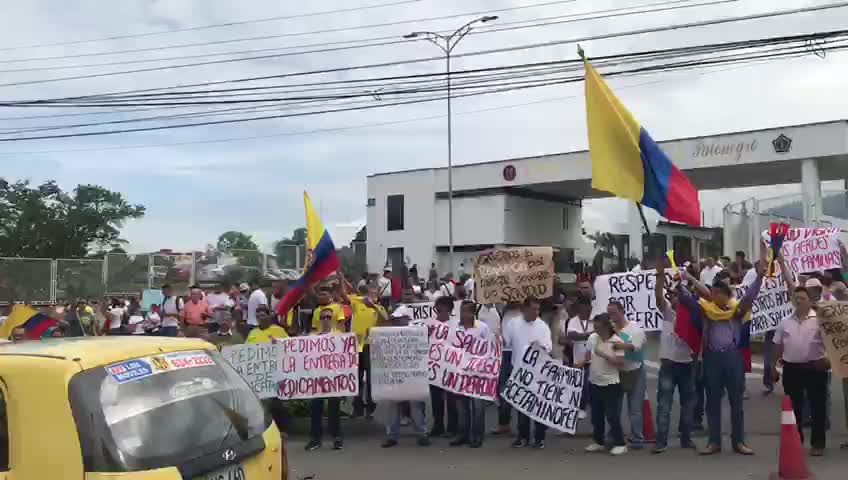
[0,0,579,64]
[0,55,818,156]
[0,0,424,52]
[1,41,842,142]
[8,0,842,96]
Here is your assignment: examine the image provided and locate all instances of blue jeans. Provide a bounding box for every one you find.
[620,365,646,445]
[386,401,427,440]
[159,326,178,337]
[497,351,513,426]
[457,396,486,445]
[703,350,746,446]
[656,360,694,448]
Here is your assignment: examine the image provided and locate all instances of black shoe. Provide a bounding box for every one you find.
[366,405,377,419]
[333,437,344,450]
[381,439,398,448]
[511,439,528,448]
[470,441,483,448]
[429,427,445,438]
[304,439,321,451]
[532,440,545,450]
[450,437,469,447]
[417,436,431,447]
[351,408,364,418]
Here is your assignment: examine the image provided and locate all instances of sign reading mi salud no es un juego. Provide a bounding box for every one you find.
[474,247,554,304]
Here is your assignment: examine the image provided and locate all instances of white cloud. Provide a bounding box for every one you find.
[1,0,847,255]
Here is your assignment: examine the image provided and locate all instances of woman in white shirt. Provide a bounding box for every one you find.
[107,299,126,335]
[584,313,628,456]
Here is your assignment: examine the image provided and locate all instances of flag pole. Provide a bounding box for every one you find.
[580,45,652,237]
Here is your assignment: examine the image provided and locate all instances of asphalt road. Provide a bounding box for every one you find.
[287,337,848,480]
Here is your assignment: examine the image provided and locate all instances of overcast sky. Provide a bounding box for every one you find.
[1,0,847,254]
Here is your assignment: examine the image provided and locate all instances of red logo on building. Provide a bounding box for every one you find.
[502,165,516,182]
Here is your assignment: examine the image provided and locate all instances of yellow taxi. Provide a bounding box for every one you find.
[0,336,286,480]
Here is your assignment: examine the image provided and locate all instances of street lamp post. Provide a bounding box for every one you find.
[404,15,498,278]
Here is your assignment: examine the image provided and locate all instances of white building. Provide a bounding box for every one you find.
[367,120,848,276]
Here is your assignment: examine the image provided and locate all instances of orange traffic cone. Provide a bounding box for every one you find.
[770,396,815,480]
[642,393,656,443]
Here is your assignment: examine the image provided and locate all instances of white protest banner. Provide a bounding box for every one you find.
[221,342,285,399]
[397,302,436,321]
[474,246,554,304]
[762,227,843,274]
[734,268,792,336]
[275,333,359,400]
[591,269,679,331]
[817,302,848,379]
[502,345,584,434]
[369,326,430,401]
[426,321,502,401]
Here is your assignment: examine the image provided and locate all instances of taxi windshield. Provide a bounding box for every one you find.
[69,349,270,472]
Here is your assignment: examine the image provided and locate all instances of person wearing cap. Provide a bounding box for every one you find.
[379,304,431,448]
[159,284,183,337]
[429,296,460,439]
[803,277,833,302]
[305,308,346,452]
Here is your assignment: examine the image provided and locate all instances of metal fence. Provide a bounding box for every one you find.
[0,242,368,305]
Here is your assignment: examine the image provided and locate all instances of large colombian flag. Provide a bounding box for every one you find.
[0,304,58,340]
[584,60,701,226]
[276,192,340,318]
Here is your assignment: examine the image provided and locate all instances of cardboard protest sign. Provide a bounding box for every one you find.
[224,334,359,400]
[733,268,792,336]
[221,342,284,399]
[817,302,848,378]
[502,345,584,434]
[426,321,502,401]
[474,247,554,304]
[591,269,679,331]
[369,326,430,401]
[762,227,842,274]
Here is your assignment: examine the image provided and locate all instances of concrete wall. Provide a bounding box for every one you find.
[502,196,581,247]
[433,195,506,247]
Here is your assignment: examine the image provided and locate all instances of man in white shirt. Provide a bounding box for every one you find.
[159,284,183,337]
[699,257,723,287]
[452,300,491,448]
[491,303,522,436]
[565,296,594,419]
[246,282,268,330]
[653,266,695,453]
[608,300,647,449]
[377,269,392,309]
[504,296,552,449]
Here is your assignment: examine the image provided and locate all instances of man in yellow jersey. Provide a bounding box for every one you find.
[310,287,345,333]
[350,285,388,418]
[305,308,346,452]
[246,305,288,343]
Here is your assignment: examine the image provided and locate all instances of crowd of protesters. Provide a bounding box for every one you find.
[2,241,847,458]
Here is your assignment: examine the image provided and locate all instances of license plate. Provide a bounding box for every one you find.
[197,464,246,480]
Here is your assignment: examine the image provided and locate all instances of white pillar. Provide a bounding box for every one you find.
[627,202,644,262]
[801,158,823,226]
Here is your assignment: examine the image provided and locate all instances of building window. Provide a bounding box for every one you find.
[561,207,569,230]
[387,195,404,231]
[366,198,376,207]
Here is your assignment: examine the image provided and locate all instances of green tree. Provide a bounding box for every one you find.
[0,180,145,258]
[216,231,259,252]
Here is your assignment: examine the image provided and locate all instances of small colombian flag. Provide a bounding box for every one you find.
[276,192,340,317]
[584,60,701,226]
[0,304,58,340]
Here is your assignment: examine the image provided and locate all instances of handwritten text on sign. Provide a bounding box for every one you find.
[591,269,680,331]
[817,302,848,379]
[369,326,431,401]
[475,247,554,304]
[222,342,284,399]
[427,321,502,401]
[763,228,843,274]
[502,345,584,434]
[734,270,792,336]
